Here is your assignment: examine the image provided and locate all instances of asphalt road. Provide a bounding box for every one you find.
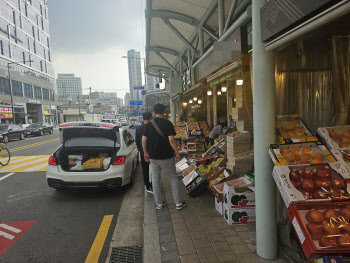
[0,127,138,263]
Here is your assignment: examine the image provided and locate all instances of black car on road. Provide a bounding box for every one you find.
[26,122,53,136]
[0,124,25,142]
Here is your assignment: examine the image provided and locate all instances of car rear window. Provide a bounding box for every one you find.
[65,138,119,148]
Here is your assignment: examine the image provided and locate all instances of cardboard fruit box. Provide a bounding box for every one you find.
[317,125,350,151]
[212,177,251,203]
[269,143,336,166]
[331,150,350,181]
[207,168,236,190]
[224,184,255,209]
[226,131,251,144]
[272,164,350,208]
[287,202,350,259]
[276,114,318,144]
[215,197,224,215]
[223,207,256,225]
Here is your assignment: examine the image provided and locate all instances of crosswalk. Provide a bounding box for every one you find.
[9,138,60,153]
[0,155,50,173]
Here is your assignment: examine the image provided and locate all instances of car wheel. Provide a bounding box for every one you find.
[40,130,43,136]
[20,133,25,140]
[3,135,8,143]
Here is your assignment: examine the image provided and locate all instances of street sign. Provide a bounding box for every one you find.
[0,220,37,257]
[133,86,144,90]
[141,90,146,96]
[129,100,143,106]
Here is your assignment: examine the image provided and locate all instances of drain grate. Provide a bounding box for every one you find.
[110,246,142,263]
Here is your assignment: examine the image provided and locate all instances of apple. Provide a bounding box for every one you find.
[290,180,300,190]
[339,234,350,246]
[289,169,301,182]
[301,190,313,200]
[290,154,301,162]
[331,178,346,189]
[332,189,347,198]
[301,169,316,180]
[315,178,331,189]
[340,206,350,221]
[306,223,323,240]
[324,209,341,222]
[339,221,350,233]
[300,180,317,193]
[319,236,339,248]
[322,222,341,235]
[313,189,329,199]
[343,152,350,162]
[306,209,324,224]
[316,167,333,180]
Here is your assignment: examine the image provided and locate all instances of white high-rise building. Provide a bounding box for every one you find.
[124,93,130,107]
[146,74,158,91]
[127,49,142,101]
[57,74,83,102]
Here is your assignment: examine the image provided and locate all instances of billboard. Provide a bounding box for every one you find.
[129,100,143,106]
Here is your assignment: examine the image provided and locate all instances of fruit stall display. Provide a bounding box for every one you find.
[273,165,350,207]
[275,114,318,144]
[331,150,350,180]
[317,125,350,150]
[287,202,350,259]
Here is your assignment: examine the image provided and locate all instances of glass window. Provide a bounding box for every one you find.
[42,88,49,100]
[40,60,43,71]
[32,26,35,38]
[33,40,36,53]
[34,86,42,99]
[24,83,33,98]
[0,40,3,55]
[12,80,23,97]
[12,11,16,25]
[0,77,10,95]
[50,90,54,101]
[24,3,28,17]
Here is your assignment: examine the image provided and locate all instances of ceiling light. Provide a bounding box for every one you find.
[193,97,197,101]
[183,102,187,106]
[221,86,227,92]
[207,90,212,96]
[217,90,222,95]
[198,100,202,104]
[236,79,243,85]
[189,100,193,104]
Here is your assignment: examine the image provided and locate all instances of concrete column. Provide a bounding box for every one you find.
[213,86,217,126]
[252,0,278,260]
[206,90,212,127]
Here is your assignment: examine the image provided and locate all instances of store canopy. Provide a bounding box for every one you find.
[145,0,251,82]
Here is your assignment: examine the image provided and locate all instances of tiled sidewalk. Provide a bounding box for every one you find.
[145,174,289,263]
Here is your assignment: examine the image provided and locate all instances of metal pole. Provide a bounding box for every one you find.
[252,0,277,259]
[218,0,225,37]
[213,86,217,126]
[8,64,15,124]
[198,27,204,56]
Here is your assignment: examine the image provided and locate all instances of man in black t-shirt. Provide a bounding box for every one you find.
[142,104,186,210]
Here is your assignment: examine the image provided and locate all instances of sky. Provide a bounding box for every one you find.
[47,0,146,99]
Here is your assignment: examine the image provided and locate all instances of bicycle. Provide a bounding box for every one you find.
[0,136,10,166]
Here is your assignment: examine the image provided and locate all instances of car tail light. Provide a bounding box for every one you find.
[59,123,72,127]
[101,124,115,128]
[48,156,57,166]
[113,156,125,165]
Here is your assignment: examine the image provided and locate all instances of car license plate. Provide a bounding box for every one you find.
[27,132,31,134]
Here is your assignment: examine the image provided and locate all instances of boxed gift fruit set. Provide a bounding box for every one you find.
[331,150,350,181]
[317,125,350,151]
[223,184,255,209]
[273,165,350,207]
[223,207,256,225]
[226,150,254,177]
[215,197,224,215]
[287,202,350,259]
[269,143,335,166]
[276,114,318,145]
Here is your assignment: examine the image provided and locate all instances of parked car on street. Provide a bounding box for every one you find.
[46,122,139,189]
[26,122,53,136]
[111,119,122,127]
[0,124,25,142]
[129,117,140,128]
[119,118,128,126]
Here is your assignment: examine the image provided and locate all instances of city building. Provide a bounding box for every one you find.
[99,92,117,98]
[57,74,82,103]
[0,0,57,125]
[124,92,130,107]
[127,49,142,101]
[146,74,158,92]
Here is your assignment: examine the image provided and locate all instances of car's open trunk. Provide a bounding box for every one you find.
[57,146,119,172]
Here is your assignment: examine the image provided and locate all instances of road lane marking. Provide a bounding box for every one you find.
[24,162,48,172]
[0,156,50,173]
[0,224,22,233]
[0,231,15,240]
[85,215,114,263]
[9,138,60,153]
[0,173,14,181]
[5,159,49,173]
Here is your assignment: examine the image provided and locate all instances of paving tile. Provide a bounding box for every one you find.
[216,249,239,262]
[177,243,196,256]
[173,223,187,231]
[180,254,200,263]
[237,231,251,241]
[160,233,176,243]
[170,213,183,219]
[193,239,212,249]
[189,231,207,240]
[212,216,226,223]
[161,250,181,262]
[211,241,232,252]
[204,226,220,234]
[175,236,193,246]
[232,224,251,232]
[225,236,244,245]
[159,221,173,229]
[230,244,252,255]
[171,217,186,224]
[216,222,232,230]
[220,228,238,237]
[237,253,261,263]
[246,243,256,253]
[174,229,190,238]
[160,241,178,252]
[197,248,220,263]
[200,254,221,263]
[207,234,225,243]
[159,226,174,235]
[187,224,203,232]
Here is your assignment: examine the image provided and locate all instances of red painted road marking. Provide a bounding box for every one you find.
[0,220,37,257]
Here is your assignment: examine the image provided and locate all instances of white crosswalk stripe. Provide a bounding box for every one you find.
[0,155,50,173]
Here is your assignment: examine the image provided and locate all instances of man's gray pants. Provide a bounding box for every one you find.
[150,158,181,206]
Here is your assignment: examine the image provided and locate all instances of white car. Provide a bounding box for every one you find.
[46,122,139,189]
[119,118,128,126]
[111,119,122,127]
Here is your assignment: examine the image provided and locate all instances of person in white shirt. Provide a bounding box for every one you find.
[209,124,223,145]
